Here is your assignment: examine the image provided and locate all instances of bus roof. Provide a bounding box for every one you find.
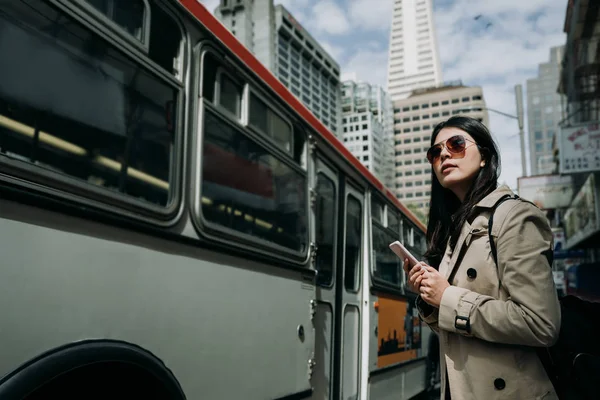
[179,0,426,233]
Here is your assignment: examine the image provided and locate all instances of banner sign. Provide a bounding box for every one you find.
[517,175,573,209]
[564,174,599,248]
[559,122,600,174]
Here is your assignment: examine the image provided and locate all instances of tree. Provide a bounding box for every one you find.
[406,203,428,226]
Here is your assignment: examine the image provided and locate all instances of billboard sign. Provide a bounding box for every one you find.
[564,174,599,249]
[559,122,600,174]
[517,174,573,209]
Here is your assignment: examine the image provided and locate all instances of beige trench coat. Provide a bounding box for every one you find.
[417,185,561,400]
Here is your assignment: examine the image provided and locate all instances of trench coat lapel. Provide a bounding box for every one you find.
[443,220,471,281]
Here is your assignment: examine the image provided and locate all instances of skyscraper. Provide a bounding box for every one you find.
[526,46,565,176]
[386,0,443,101]
[214,1,341,136]
[341,80,395,189]
[392,82,489,214]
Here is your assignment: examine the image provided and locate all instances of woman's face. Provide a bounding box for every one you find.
[431,127,483,200]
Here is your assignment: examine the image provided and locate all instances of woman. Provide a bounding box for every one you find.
[403,116,560,399]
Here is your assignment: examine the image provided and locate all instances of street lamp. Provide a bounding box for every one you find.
[456,85,527,178]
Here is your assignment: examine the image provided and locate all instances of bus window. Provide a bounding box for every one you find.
[83,0,147,42]
[0,0,180,208]
[148,2,182,76]
[402,218,414,247]
[388,210,400,235]
[414,230,427,258]
[315,172,336,286]
[371,197,383,225]
[372,222,401,286]
[201,52,219,103]
[344,195,362,292]
[200,110,308,253]
[216,71,243,118]
[249,93,293,156]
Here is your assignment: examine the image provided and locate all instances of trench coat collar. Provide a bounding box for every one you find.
[474,185,515,209]
[442,185,515,280]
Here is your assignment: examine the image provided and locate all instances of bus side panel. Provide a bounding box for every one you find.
[368,360,427,400]
[0,208,314,399]
[368,292,427,399]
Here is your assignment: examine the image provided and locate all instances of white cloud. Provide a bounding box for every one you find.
[348,0,394,32]
[196,0,567,189]
[343,49,389,87]
[310,1,351,35]
[432,0,566,188]
[320,41,345,62]
[278,0,311,22]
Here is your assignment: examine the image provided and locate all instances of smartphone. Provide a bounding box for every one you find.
[389,241,419,269]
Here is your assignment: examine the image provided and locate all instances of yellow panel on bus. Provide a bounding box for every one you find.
[375,294,420,368]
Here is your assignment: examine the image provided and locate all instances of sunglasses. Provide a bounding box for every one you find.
[426,134,477,164]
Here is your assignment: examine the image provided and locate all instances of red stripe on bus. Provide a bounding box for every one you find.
[179,0,425,232]
[203,143,274,199]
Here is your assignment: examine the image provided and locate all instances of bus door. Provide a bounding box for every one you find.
[334,180,364,400]
[312,159,339,399]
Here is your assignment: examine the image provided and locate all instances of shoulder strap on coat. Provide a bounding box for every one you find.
[488,194,521,267]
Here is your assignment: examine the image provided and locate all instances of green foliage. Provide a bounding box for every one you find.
[406,202,428,225]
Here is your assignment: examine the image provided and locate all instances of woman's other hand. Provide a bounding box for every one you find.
[403,260,428,294]
[420,266,450,308]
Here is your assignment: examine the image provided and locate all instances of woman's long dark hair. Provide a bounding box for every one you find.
[424,116,500,268]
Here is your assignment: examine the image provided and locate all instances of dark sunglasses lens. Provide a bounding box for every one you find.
[447,135,466,153]
[426,145,441,163]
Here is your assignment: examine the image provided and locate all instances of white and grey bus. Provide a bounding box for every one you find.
[0,0,435,398]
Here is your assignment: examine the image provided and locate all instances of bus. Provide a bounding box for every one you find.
[0,0,435,398]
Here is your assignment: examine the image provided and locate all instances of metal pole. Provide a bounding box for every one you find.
[514,84,527,177]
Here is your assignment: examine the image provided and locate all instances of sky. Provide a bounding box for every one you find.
[197,0,567,189]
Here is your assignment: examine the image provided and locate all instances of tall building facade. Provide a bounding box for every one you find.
[341,80,394,188]
[386,0,443,101]
[214,1,341,136]
[526,46,565,176]
[392,82,489,213]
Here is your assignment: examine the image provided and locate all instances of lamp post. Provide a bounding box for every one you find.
[456,85,528,178]
[514,84,527,178]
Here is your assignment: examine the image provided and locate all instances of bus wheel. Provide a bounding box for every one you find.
[23,361,183,399]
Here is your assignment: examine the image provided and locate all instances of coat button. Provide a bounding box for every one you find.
[494,378,506,390]
[467,268,477,279]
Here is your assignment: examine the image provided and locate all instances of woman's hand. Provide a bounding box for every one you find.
[420,266,450,308]
[403,260,429,294]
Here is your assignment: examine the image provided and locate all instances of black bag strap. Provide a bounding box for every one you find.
[488,194,521,267]
[487,194,563,395]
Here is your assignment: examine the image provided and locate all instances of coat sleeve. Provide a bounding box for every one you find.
[437,202,561,347]
[416,295,439,333]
